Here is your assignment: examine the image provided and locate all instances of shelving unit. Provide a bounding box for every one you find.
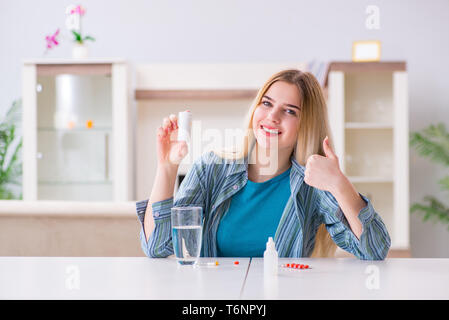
[22,59,134,201]
[327,62,409,255]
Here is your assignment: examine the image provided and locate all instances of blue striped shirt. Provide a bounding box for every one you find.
[136,151,391,260]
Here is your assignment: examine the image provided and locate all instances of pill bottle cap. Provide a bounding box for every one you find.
[266,237,276,251]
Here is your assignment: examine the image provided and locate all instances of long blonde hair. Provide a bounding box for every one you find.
[215,69,337,258]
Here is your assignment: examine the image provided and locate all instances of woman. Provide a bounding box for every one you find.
[136,69,391,260]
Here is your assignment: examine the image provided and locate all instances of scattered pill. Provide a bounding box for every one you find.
[280,262,311,270]
[215,261,219,266]
[234,261,239,265]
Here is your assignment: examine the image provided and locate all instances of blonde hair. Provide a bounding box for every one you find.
[215,69,337,258]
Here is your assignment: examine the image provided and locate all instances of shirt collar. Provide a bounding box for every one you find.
[229,151,305,177]
[290,154,305,176]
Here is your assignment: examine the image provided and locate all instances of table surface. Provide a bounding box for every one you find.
[1,257,448,300]
[0,257,249,300]
[244,258,449,300]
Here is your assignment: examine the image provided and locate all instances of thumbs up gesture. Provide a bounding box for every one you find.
[304,136,345,194]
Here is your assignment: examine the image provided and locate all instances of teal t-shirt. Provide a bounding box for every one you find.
[216,166,291,257]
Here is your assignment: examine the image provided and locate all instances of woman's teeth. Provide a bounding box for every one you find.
[262,126,280,134]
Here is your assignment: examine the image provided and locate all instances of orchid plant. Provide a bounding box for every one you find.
[44,4,95,53]
[66,4,95,45]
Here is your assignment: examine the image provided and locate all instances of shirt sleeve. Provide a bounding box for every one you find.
[136,197,174,258]
[135,151,212,258]
[316,189,391,260]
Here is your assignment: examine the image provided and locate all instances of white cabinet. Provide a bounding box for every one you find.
[22,59,134,201]
[327,62,409,253]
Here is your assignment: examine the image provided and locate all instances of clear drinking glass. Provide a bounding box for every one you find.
[171,206,203,266]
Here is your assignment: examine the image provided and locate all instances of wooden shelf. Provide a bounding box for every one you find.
[345,122,393,129]
[348,176,393,183]
[38,181,112,185]
[324,61,406,87]
[36,64,112,76]
[329,61,406,73]
[135,89,257,100]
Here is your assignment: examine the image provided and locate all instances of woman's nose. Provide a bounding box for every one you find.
[266,107,281,123]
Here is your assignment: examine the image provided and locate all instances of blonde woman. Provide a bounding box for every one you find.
[136,69,391,260]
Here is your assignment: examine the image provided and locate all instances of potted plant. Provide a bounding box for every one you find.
[410,123,449,229]
[0,99,23,200]
[65,4,95,58]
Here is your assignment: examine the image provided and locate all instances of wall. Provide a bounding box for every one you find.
[1,0,449,257]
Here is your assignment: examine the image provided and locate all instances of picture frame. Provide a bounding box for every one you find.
[352,40,381,62]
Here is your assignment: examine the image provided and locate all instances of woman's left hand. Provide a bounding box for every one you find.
[304,136,346,194]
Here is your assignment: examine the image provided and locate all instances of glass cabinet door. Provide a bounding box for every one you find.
[36,73,113,201]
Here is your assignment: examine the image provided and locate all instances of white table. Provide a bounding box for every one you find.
[0,257,249,300]
[243,258,449,300]
[1,257,448,300]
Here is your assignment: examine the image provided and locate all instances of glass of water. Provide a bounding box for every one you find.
[171,206,203,266]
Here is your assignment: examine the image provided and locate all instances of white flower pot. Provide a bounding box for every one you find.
[72,44,88,59]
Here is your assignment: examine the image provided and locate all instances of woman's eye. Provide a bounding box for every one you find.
[262,101,271,107]
[286,109,296,116]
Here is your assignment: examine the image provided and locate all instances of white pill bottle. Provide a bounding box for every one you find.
[177,110,192,142]
[264,237,278,276]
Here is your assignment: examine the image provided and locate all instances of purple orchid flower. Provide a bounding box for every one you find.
[45,28,60,49]
[70,5,86,16]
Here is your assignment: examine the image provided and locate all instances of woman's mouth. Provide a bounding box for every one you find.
[260,125,281,136]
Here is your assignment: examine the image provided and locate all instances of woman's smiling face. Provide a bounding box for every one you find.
[252,80,301,151]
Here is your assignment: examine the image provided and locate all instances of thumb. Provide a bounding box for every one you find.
[323,136,337,159]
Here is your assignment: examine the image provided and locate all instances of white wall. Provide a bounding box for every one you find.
[1,0,449,257]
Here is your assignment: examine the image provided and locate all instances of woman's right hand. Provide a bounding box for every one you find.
[156,113,188,168]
